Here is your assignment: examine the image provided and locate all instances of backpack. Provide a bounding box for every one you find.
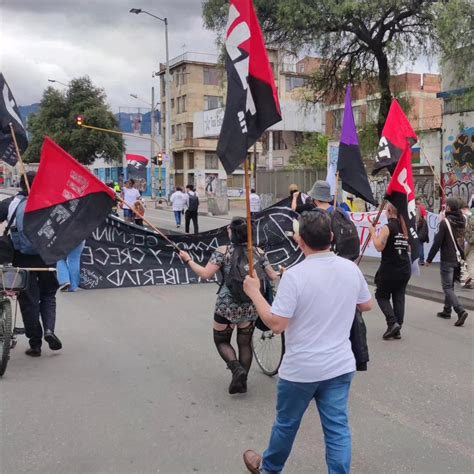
[224,245,266,303]
[187,192,199,212]
[10,197,38,255]
[330,208,360,261]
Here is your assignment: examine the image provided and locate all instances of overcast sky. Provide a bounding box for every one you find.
[1,0,438,113]
[0,0,218,111]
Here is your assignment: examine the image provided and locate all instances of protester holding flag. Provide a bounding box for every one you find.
[122,179,140,224]
[2,172,62,357]
[179,218,279,395]
[369,204,411,340]
[426,197,469,327]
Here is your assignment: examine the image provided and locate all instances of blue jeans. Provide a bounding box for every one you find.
[174,210,182,225]
[262,372,355,474]
[56,241,86,291]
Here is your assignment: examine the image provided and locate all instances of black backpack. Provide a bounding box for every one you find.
[187,192,199,212]
[224,245,266,303]
[331,208,360,262]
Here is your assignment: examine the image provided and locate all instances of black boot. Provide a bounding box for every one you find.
[227,361,247,394]
[437,307,452,319]
[383,323,401,340]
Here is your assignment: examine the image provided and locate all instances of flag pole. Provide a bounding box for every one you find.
[356,199,387,266]
[116,196,180,252]
[244,157,255,275]
[333,172,339,208]
[8,123,30,193]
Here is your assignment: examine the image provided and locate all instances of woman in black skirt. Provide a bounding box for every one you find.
[369,204,411,340]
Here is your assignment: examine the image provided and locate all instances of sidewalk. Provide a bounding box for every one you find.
[360,257,474,310]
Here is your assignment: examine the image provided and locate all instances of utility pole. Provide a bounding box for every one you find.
[150,86,156,199]
[164,18,172,198]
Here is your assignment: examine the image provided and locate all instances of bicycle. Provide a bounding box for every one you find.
[252,320,285,377]
[0,266,29,377]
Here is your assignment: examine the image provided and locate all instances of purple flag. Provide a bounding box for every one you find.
[337,86,376,205]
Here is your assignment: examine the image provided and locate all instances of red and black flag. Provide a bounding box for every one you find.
[23,137,115,263]
[372,99,417,176]
[337,86,376,205]
[217,0,282,174]
[126,153,148,182]
[385,146,420,262]
[0,73,28,166]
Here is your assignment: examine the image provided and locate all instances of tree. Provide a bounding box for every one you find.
[203,0,474,136]
[288,133,328,169]
[24,76,124,165]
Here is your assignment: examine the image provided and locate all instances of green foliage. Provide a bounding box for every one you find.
[24,76,124,165]
[358,122,379,161]
[203,0,474,135]
[288,133,328,169]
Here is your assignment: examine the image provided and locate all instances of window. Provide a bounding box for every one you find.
[188,152,195,169]
[177,95,187,113]
[227,174,244,188]
[205,152,219,169]
[175,66,187,86]
[273,131,287,151]
[204,95,223,111]
[171,98,175,109]
[333,108,343,130]
[171,125,175,136]
[176,124,183,141]
[203,67,221,85]
[353,106,361,127]
[285,75,306,92]
[186,124,193,139]
[367,100,380,123]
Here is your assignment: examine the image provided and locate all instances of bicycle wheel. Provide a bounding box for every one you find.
[0,299,13,377]
[252,328,285,377]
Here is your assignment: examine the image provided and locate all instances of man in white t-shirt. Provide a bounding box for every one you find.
[242,210,372,474]
[170,186,187,228]
[249,188,261,215]
[122,179,141,224]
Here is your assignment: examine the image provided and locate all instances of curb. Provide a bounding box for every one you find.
[363,274,474,311]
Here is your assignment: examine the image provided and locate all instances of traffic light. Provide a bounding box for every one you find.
[75,115,85,126]
[157,152,163,166]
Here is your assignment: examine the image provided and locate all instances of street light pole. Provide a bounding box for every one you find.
[150,86,156,200]
[129,7,172,199]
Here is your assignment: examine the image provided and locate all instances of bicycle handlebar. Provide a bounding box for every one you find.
[0,266,56,272]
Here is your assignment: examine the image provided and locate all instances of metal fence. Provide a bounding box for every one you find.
[256,168,326,202]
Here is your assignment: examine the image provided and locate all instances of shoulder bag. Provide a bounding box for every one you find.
[0,204,21,264]
[445,218,471,284]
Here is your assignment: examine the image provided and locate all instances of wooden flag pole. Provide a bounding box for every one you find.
[8,123,30,193]
[333,171,339,208]
[116,196,180,252]
[356,199,387,266]
[244,158,255,275]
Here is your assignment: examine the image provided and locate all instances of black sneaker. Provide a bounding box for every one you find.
[25,347,41,357]
[436,311,452,319]
[393,329,402,340]
[44,330,62,351]
[383,323,401,340]
[454,311,468,327]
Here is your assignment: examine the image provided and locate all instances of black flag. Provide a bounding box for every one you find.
[0,73,28,166]
[217,0,282,174]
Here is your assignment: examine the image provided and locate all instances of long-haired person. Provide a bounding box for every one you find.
[369,204,411,340]
[179,218,279,394]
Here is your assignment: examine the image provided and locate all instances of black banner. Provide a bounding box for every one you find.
[80,199,302,290]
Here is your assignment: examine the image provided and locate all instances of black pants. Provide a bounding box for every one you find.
[14,253,59,348]
[375,274,410,327]
[185,210,198,234]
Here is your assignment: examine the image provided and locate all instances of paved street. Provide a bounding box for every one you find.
[1,283,472,474]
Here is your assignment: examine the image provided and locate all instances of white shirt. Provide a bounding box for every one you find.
[122,187,141,209]
[170,191,187,211]
[250,193,261,213]
[272,252,371,383]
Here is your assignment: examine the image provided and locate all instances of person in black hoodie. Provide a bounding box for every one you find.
[369,203,411,340]
[426,197,468,327]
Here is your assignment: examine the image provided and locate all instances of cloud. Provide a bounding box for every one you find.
[0,0,218,110]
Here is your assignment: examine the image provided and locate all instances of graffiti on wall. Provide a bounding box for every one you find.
[369,173,435,211]
[443,127,473,203]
